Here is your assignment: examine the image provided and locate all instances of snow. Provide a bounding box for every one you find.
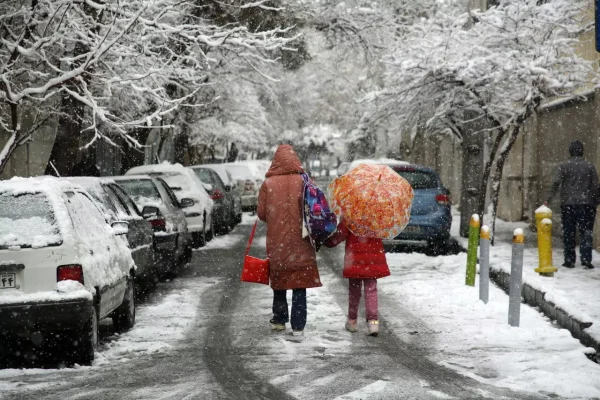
[125,163,213,218]
[535,205,552,215]
[0,217,61,249]
[381,251,600,399]
[194,234,244,251]
[0,285,92,305]
[241,212,258,225]
[514,228,524,236]
[95,279,209,365]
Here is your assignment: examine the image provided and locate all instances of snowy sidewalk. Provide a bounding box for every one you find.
[476,212,600,358]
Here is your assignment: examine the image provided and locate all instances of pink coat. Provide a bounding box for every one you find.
[325,221,390,279]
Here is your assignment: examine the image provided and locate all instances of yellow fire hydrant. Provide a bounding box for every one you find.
[534,205,558,277]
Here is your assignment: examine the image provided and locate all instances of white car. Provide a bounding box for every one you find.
[223,162,263,212]
[0,177,136,365]
[126,163,214,248]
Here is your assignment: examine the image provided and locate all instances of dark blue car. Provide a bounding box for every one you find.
[380,163,452,253]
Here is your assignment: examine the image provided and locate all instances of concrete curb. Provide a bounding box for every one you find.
[489,267,598,362]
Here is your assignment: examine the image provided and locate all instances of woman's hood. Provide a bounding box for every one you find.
[266,145,304,177]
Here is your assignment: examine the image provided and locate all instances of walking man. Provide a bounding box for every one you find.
[547,140,600,269]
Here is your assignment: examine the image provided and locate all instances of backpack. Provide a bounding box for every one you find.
[301,173,338,246]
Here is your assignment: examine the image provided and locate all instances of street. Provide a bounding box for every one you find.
[0,221,544,400]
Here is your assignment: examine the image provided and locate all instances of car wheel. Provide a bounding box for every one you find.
[113,278,136,333]
[74,304,98,365]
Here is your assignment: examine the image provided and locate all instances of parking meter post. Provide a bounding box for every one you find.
[465,214,480,287]
[508,229,525,327]
[479,225,491,304]
[534,205,558,277]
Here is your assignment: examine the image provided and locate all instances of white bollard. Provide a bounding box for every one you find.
[508,228,525,327]
[479,225,491,304]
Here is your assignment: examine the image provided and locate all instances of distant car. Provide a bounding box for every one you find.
[0,177,136,365]
[114,175,191,278]
[199,164,242,224]
[64,177,156,292]
[125,164,214,248]
[351,161,452,253]
[190,166,235,234]
[223,163,262,212]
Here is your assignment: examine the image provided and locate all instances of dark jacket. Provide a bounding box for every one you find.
[257,145,321,290]
[548,157,600,206]
[325,220,390,280]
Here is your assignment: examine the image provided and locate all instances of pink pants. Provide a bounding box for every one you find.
[348,278,378,321]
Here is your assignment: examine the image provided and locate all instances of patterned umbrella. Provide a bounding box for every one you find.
[328,164,414,239]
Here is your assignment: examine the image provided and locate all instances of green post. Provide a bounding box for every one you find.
[465,214,480,286]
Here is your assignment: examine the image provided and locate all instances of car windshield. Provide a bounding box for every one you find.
[117,179,162,207]
[0,193,62,249]
[226,165,254,181]
[194,169,215,184]
[393,169,438,190]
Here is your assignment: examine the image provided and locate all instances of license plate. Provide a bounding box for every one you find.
[404,226,421,234]
[0,273,16,289]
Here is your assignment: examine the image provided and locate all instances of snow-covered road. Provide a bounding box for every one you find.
[0,221,597,399]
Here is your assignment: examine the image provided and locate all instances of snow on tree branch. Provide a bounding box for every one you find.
[0,0,294,174]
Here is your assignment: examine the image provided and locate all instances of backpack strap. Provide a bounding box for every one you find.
[245,220,259,257]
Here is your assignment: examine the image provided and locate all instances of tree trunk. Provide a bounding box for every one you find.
[476,129,506,222]
[45,91,86,176]
[44,2,101,177]
[459,115,485,237]
[490,126,522,244]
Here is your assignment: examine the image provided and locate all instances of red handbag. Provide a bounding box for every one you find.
[241,220,270,285]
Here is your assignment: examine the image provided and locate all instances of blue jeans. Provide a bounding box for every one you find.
[272,289,307,331]
[561,205,596,264]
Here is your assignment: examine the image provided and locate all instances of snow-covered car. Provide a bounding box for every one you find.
[197,164,242,224]
[190,166,235,234]
[0,177,136,365]
[114,175,191,277]
[125,164,214,248]
[223,162,263,212]
[63,177,156,292]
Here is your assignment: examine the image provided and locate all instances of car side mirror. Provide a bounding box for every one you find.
[180,198,194,208]
[142,205,159,219]
[202,183,213,192]
[111,221,129,235]
[225,185,231,192]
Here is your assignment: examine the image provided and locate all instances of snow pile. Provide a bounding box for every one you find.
[382,251,600,398]
[95,279,208,365]
[0,286,92,305]
[194,234,243,251]
[241,212,258,225]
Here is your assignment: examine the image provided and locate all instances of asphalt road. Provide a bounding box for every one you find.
[0,223,545,400]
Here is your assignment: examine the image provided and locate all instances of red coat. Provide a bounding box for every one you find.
[325,221,390,279]
[257,145,321,290]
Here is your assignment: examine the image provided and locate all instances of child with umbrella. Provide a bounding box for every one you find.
[325,164,414,336]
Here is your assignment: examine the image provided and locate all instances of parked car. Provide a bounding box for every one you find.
[223,163,262,212]
[0,177,136,364]
[199,164,242,224]
[64,177,156,292]
[114,175,191,277]
[125,164,214,248]
[371,162,453,253]
[190,166,235,234]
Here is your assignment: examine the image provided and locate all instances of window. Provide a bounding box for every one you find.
[194,168,215,184]
[157,178,180,208]
[64,192,111,247]
[109,184,142,216]
[392,168,438,189]
[103,185,131,219]
[0,193,62,248]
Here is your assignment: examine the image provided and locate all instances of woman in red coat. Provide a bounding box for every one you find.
[325,220,390,336]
